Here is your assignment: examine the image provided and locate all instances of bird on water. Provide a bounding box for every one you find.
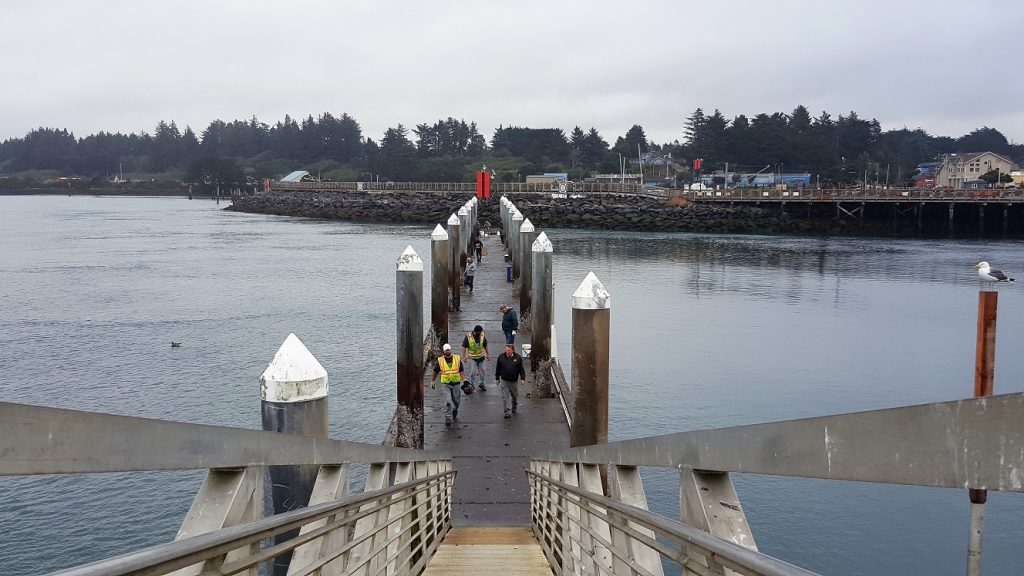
[973,261,1015,290]
[171,341,182,348]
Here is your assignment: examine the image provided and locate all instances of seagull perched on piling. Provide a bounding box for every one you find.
[973,261,1015,290]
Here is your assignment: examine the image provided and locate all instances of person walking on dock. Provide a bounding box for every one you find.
[494,343,526,419]
[500,304,519,344]
[462,325,490,392]
[465,259,476,293]
[431,343,466,426]
[474,237,483,261]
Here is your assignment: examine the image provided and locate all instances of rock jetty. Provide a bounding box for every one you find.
[227,190,839,234]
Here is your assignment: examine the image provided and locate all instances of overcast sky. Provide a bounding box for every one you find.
[4,0,1022,146]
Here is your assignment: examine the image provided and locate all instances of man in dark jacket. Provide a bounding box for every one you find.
[494,343,526,419]
[499,304,519,344]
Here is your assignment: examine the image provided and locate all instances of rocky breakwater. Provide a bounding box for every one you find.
[228,190,836,234]
[227,190,477,224]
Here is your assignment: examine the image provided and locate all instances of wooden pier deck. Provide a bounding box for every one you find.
[424,232,570,526]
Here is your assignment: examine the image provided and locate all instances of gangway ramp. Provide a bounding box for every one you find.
[423,527,551,576]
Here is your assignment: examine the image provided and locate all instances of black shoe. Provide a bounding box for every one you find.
[452,410,458,419]
[479,384,486,391]
[504,412,511,419]
[512,404,517,414]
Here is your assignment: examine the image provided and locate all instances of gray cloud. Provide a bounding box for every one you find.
[3,0,1022,145]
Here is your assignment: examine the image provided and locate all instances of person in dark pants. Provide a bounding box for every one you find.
[499,304,518,344]
[465,259,476,293]
[474,238,484,261]
[494,343,526,419]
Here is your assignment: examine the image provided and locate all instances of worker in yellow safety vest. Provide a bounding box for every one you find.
[461,324,490,391]
[431,343,467,426]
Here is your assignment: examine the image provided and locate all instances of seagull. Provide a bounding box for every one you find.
[973,262,1015,290]
[170,341,182,348]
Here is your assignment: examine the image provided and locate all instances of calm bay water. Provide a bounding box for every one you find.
[2,196,1023,574]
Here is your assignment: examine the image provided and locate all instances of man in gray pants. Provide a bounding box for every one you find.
[494,343,526,419]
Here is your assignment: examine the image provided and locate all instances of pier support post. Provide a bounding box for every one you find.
[531,233,554,390]
[458,206,470,262]
[570,272,610,448]
[1003,205,1009,238]
[431,225,450,346]
[949,204,955,235]
[917,203,924,233]
[260,334,329,576]
[519,219,537,319]
[447,214,462,312]
[500,198,510,249]
[979,204,986,237]
[396,246,425,449]
[510,210,524,281]
[967,290,997,576]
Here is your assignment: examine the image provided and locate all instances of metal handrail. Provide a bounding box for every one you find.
[0,402,447,475]
[683,187,1024,203]
[539,392,1024,491]
[54,470,455,576]
[527,470,816,576]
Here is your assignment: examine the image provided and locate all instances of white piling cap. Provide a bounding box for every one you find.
[501,197,509,205]
[397,245,423,271]
[431,224,449,240]
[533,232,552,253]
[447,213,460,225]
[260,333,329,403]
[458,206,469,216]
[572,272,610,310]
[469,197,477,205]
[511,211,524,221]
[520,219,535,233]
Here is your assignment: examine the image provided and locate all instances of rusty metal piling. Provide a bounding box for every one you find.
[570,272,610,448]
[967,290,997,576]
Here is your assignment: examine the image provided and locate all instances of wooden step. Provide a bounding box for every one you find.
[423,527,552,576]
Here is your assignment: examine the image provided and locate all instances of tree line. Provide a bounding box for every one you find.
[0,106,1020,188]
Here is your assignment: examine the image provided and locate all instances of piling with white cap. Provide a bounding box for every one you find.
[396,246,425,448]
[260,333,329,574]
[570,272,610,448]
[447,213,462,313]
[530,232,554,392]
[431,225,450,346]
[519,219,537,318]
[510,210,524,280]
[458,206,470,262]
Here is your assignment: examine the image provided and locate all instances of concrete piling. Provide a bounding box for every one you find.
[510,210,524,280]
[519,219,537,318]
[447,213,462,312]
[570,272,610,449]
[396,246,425,449]
[259,333,329,575]
[431,225,450,346]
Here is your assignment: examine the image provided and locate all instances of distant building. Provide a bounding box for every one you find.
[700,171,810,188]
[936,152,1015,188]
[280,170,314,183]
[629,152,674,167]
[585,174,642,184]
